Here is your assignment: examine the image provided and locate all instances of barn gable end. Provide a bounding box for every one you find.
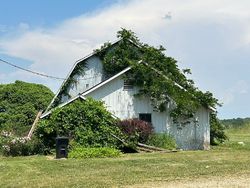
[45,39,130,112]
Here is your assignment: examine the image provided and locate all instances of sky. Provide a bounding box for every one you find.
[0,0,250,119]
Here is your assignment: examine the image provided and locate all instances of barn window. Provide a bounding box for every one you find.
[139,113,152,123]
[86,84,89,89]
[123,80,133,90]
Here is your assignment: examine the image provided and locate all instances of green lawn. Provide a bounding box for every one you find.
[1,127,250,187]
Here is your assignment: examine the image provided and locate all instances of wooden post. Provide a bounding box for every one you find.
[27,111,43,139]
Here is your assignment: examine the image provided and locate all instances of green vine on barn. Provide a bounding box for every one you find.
[95,28,220,122]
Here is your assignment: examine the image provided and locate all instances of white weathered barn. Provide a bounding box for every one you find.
[41,40,213,150]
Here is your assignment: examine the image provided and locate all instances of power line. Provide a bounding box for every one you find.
[0,58,99,81]
[0,58,66,80]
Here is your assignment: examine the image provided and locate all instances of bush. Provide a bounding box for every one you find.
[210,113,228,145]
[146,133,176,150]
[117,119,153,144]
[1,135,46,156]
[68,147,122,159]
[36,98,124,150]
[0,81,54,137]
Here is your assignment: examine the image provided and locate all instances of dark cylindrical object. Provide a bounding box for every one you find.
[56,137,69,159]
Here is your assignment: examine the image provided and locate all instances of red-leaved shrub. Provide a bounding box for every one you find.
[117,119,153,143]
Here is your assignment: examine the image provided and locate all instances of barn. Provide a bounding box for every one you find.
[41,39,214,150]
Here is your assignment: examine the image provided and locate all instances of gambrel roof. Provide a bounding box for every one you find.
[45,39,119,112]
[45,38,140,113]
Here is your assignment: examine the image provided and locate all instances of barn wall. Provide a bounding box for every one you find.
[84,74,210,150]
[169,107,210,150]
[84,75,170,133]
[68,55,104,98]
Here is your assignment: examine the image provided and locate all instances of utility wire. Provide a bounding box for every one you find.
[0,58,66,80]
[0,58,99,81]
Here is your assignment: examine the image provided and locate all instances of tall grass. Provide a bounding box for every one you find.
[146,133,176,150]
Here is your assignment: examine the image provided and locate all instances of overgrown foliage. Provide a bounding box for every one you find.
[146,133,176,150]
[69,147,121,159]
[36,98,123,150]
[95,29,219,118]
[0,81,54,136]
[95,30,142,77]
[95,28,225,143]
[0,132,46,156]
[210,113,228,145]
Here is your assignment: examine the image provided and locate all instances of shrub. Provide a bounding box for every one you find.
[210,113,228,145]
[1,135,46,156]
[117,119,153,144]
[0,81,54,137]
[36,98,124,150]
[68,147,122,159]
[146,133,176,150]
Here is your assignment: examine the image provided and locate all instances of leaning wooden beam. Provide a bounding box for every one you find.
[137,143,167,152]
[110,133,128,146]
[110,133,177,153]
[27,110,43,139]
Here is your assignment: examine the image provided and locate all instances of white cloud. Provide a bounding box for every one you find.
[1,0,250,117]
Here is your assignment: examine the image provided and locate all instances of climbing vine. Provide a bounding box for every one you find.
[95,28,220,122]
[94,31,142,77]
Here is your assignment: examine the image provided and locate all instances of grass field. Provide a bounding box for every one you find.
[1,126,250,188]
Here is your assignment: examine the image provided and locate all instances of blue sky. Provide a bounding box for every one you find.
[0,0,250,119]
[0,0,116,26]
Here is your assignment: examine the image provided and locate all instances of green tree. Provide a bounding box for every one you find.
[0,80,54,136]
[221,117,250,129]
